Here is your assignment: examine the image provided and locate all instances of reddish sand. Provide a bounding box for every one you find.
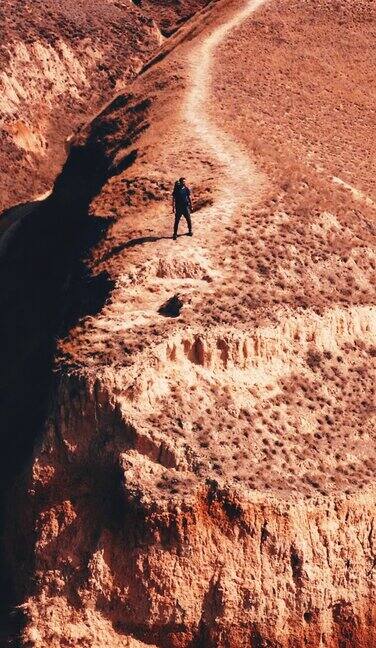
[212,0,376,200]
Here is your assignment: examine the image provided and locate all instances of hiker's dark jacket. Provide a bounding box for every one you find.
[173,185,191,211]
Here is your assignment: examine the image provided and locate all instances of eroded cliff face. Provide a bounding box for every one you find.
[0,0,211,211]
[3,0,376,645]
[9,302,376,647]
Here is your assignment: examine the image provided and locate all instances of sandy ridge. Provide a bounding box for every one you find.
[101,0,268,331]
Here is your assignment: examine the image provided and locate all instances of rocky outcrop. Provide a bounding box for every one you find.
[9,351,376,647]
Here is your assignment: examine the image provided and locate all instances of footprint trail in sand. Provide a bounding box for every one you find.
[185,0,266,218]
[109,0,267,329]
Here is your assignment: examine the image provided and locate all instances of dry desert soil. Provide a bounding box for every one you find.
[0,0,376,647]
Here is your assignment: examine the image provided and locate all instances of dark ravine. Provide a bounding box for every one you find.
[0,164,101,645]
[0,125,137,643]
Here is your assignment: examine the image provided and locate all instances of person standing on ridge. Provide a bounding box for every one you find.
[172,177,193,240]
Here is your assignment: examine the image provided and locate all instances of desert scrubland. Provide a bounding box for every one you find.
[1,0,376,646]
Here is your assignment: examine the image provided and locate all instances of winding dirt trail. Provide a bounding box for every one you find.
[186,0,376,217]
[185,0,266,219]
[107,0,267,330]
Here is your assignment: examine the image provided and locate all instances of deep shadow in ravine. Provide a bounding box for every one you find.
[0,138,136,645]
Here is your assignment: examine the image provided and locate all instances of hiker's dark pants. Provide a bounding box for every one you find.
[173,207,192,237]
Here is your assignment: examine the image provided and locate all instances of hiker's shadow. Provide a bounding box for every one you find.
[96,234,175,265]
